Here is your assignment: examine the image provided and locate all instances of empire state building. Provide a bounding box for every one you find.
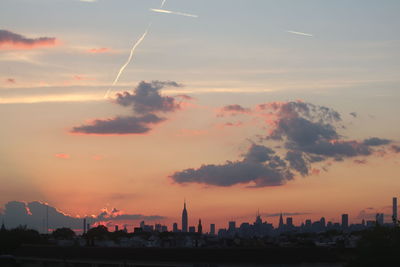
[182,201,188,232]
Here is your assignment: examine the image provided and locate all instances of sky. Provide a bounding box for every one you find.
[1,0,400,232]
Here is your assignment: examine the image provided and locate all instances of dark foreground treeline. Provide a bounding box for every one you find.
[1,225,400,266]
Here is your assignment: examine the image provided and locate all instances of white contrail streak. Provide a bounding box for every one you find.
[150,8,198,18]
[104,0,167,99]
[104,26,150,98]
[287,30,313,37]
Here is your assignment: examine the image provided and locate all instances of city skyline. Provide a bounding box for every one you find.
[0,197,398,234]
[1,0,400,233]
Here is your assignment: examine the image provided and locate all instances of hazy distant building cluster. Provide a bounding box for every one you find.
[90,197,398,242]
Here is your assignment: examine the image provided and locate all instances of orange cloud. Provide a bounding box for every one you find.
[55,153,70,159]
[92,155,104,161]
[87,47,111,54]
[0,29,58,50]
[73,75,95,81]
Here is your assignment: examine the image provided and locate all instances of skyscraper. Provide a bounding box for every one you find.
[393,197,398,225]
[173,222,178,233]
[198,219,203,234]
[210,224,215,235]
[182,200,188,232]
[279,213,284,229]
[342,214,349,229]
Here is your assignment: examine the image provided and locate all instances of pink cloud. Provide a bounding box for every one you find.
[55,153,70,159]
[73,75,95,81]
[86,47,111,54]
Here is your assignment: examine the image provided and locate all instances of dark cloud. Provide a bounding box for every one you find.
[71,81,183,135]
[349,112,357,118]
[0,201,165,232]
[267,102,374,159]
[363,137,391,146]
[285,151,309,176]
[222,104,250,113]
[115,81,181,114]
[171,144,293,187]
[391,145,400,153]
[172,101,393,188]
[71,114,164,135]
[0,29,57,49]
[217,104,251,117]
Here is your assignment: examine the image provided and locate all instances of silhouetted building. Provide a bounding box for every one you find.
[320,217,326,228]
[393,197,398,225]
[286,217,293,227]
[376,213,384,225]
[173,222,178,233]
[198,219,202,234]
[279,213,284,229]
[189,226,195,233]
[83,218,86,234]
[342,214,349,229]
[182,201,188,232]
[210,224,215,235]
[228,221,236,232]
[115,225,119,232]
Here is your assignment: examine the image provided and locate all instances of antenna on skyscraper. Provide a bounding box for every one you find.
[46,204,49,234]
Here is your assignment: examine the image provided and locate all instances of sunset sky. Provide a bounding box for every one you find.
[1,0,400,232]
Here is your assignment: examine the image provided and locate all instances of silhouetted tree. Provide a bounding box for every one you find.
[0,225,42,253]
[52,227,76,240]
[86,225,109,246]
[347,226,400,266]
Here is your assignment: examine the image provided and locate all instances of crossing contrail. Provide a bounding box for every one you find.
[287,30,313,37]
[150,8,199,18]
[104,0,167,99]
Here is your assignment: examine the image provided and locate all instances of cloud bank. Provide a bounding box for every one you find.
[0,201,165,232]
[171,101,393,188]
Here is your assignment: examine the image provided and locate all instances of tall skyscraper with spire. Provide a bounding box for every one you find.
[393,197,398,225]
[182,200,188,232]
[279,213,284,229]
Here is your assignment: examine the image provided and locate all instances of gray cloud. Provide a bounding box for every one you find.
[171,144,293,187]
[71,81,182,135]
[116,81,181,114]
[363,137,391,146]
[71,114,164,134]
[0,29,56,49]
[349,112,357,118]
[285,151,309,176]
[171,101,393,188]
[0,201,165,232]
[222,104,250,113]
[391,145,400,153]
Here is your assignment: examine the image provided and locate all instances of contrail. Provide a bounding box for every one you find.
[104,0,167,99]
[150,8,198,18]
[287,30,313,37]
[104,26,150,98]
